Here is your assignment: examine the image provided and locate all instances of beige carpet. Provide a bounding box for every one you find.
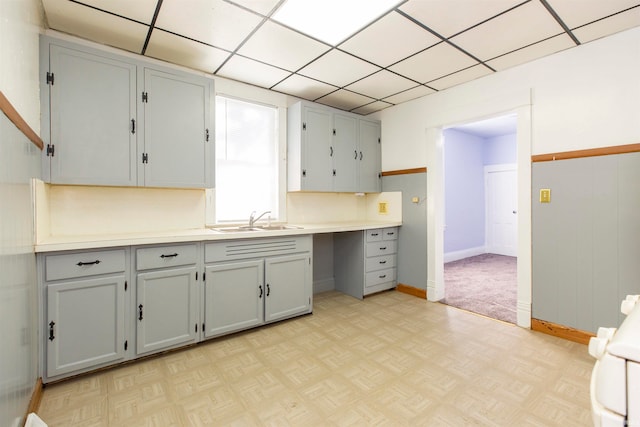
[443,253,517,324]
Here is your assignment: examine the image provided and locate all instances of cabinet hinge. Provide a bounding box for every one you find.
[124,281,128,291]
[302,169,306,177]
[332,169,336,176]
[46,72,54,85]
[205,129,210,142]
[203,272,205,282]
[195,323,198,333]
[142,153,149,164]
[378,172,382,179]
[124,340,128,351]
[195,271,198,281]
[142,92,148,103]
[46,144,55,157]
[333,129,336,136]
[202,323,205,332]
[378,137,381,144]
[302,122,306,131]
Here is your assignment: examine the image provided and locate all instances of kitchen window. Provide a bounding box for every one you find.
[215,95,282,223]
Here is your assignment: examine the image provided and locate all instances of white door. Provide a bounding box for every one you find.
[486,164,517,256]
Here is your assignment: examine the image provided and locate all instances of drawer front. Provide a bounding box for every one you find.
[365,254,397,272]
[382,227,398,241]
[136,244,198,271]
[365,268,396,287]
[366,229,383,242]
[205,235,312,263]
[45,249,126,281]
[366,241,397,257]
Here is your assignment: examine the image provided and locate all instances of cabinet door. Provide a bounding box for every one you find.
[142,68,213,188]
[333,113,358,192]
[48,45,137,186]
[264,254,311,323]
[302,106,333,191]
[358,119,381,192]
[204,259,264,338]
[136,266,198,355]
[46,275,126,378]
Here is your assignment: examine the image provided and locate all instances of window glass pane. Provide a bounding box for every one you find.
[215,96,279,222]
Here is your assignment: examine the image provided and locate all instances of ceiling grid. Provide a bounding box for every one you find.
[42,0,640,114]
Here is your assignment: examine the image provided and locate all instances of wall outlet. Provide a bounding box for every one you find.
[378,202,388,214]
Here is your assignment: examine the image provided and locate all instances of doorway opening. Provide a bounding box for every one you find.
[441,113,518,323]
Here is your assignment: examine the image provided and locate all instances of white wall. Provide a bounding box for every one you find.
[378,26,640,169]
[0,1,45,426]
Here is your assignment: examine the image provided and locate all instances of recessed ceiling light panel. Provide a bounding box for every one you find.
[272,0,403,46]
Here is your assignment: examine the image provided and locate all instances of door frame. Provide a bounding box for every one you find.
[425,99,532,328]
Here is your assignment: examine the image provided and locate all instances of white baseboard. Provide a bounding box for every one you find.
[443,246,486,263]
[427,279,443,301]
[313,277,335,294]
[517,300,531,328]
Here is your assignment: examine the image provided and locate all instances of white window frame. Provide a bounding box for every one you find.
[212,94,287,225]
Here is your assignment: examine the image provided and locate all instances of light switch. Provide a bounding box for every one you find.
[540,189,551,203]
[411,196,419,203]
[378,202,388,214]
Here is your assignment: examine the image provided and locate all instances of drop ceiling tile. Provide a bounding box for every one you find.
[572,8,640,43]
[299,50,381,87]
[271,74,337,101]
[427,64,493,91]
[351,101,393,115]
[237,21,331,71]
[315,90,376,111]
[345,70,417,100]
[145,30,230,73]
[339,11,441,67]
[69,0,158,24]
[546,0,640,29]
[486,33,575,71]
[450,1,566,61]
[227,0,281,16]
[382,85,435,104]
[399,0,524,38]
[217,55,291,89]
[155,0,262,51]
[388,42,478,84]
[42,0,149,53]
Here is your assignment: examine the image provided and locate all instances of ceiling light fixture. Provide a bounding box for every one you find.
[272,0,403,46]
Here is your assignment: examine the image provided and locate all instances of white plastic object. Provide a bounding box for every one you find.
[621,295,640,316]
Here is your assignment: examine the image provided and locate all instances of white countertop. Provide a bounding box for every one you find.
[35,221,403,253]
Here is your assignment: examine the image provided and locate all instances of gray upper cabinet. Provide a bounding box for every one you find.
[288,100,381,193]
[140,68,213,188]
[42,43,137,186]
[40,36,214,189]
[358,119,382,193]
[332,113,358,192]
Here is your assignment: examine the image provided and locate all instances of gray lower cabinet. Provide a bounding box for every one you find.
[39,248,130,382]
[334,227,398,299]
[134,244,200,356]
[204,236,313,338]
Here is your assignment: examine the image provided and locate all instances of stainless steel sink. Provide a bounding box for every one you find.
[257,225,303,231]
[210,224,303,232]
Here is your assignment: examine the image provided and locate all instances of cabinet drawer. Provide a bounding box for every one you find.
[382,227,398,241]
[366,229,383,242]
[365,268,396,287]
[45,249,126,281]
[365,254,397,272]
[136,244,198,270]
[366,241,397,257]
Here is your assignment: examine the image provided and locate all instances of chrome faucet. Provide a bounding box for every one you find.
[249,210,271,228]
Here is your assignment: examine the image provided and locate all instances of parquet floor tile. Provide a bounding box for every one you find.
[38,290,593,426]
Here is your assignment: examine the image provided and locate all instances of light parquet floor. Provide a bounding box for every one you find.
[37,291,594,426]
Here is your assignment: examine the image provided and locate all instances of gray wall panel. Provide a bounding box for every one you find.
[382,172,428,290]
[532,152,640,333]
